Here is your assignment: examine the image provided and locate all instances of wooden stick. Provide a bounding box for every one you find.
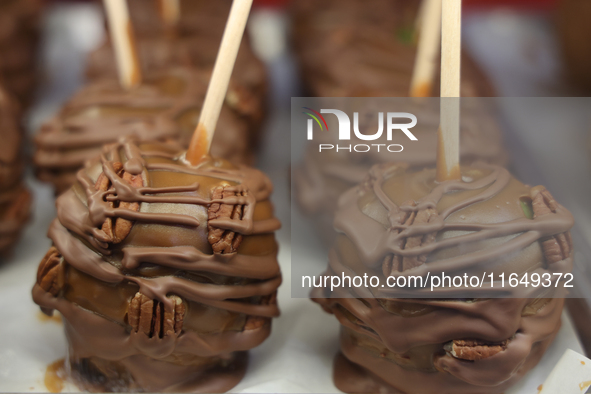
[436,0,462,182]
[157,0,181,27]
[185,0,253,165]
[410,0,442,97]
[103,0,142,89]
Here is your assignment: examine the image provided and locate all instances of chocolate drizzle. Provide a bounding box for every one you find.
[34,67,255,194]
[33,139,281,392]
[335,164,573,288]
[313,163,574,394]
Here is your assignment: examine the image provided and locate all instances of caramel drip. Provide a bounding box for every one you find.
[44,358,66,393]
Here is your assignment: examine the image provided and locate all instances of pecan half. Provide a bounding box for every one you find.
[36,246,63,297]
[383,201,438,275]
[94,162,143,244]
[531,186,573,264]
[445,338,509,361]
[128,293,185,338]
[208,186,245,254]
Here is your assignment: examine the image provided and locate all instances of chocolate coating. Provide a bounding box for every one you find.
[34,67,258,195]
[313,163,574,394]
[86,37,267,130]
[556,0,591,93]
[125,0,236,39]
[33,138,281,392]
[0,86,31,256]
[0,0,42,107]
[290,0,495,97]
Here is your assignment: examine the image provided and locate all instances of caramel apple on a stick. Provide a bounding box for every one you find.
[34,0,259,195]
[311,2,574,393]
[33,138,281,392]
[32,1,280,391]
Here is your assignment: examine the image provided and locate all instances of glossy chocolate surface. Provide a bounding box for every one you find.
[34,67,257,195]
[313,163,574,394]
[33,139,281,392]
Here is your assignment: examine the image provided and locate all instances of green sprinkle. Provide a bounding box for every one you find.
[520,197,534,219]
[396,27,415,45]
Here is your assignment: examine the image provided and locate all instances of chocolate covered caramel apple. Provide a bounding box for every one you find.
[313,163,574,394]
[123,0,235,39]
[86,0,267,131]
[0,86,31,256]
[34,67,257,195]
[290,0,495,97]
[32,138,281,392]
[86,35,267,131]
[294,102,507,244]
[0,0,42,107]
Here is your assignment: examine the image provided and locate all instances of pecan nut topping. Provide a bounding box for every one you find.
[208,185,245,254]
[383,201,438,275]
[531,186,573,264]
[94,162,143,244]
[128,292,185,338]
[36,246,63,297]
[445,338,509,361]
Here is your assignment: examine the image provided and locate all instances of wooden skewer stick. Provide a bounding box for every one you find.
[185,0,253,165]
[436,0,462,182]
[103,0,142,89]
[410,0,442,97]
[158,0,181,27]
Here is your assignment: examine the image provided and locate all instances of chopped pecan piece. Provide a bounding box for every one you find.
[128,293,185,338]
[383,201,438,275]
[94,162,143,244]
[36,246,63,297]
[531,187,573,264]
[445,339,509,361]
[208,186,245,254]
[244,292,276,330]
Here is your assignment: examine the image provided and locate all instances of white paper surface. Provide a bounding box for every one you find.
[538,349,591,394]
